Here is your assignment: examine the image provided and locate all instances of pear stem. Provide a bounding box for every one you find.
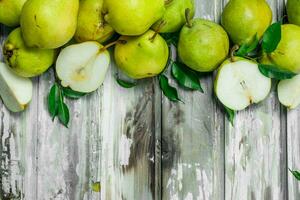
[164,0,173,5]
[150,21,166,42]
[230,45,239,62]
[100,40,127,51]
[185,8,193,28]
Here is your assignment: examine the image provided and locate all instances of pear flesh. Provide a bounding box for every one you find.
[287,0,300,26]
[0,62,32,112]
[221,0,272,45]
[0,0,27,27]
[3,28,56,78]
[20,0,79,49]
[56,42,110,93]
[215,58,271,111]
[178,19,229,72]
[75,0,114,43]
[114,30,169,79]
[104,0,165,35]
[278,74,300,109]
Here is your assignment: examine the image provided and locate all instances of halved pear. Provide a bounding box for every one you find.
[278,74,300,109]
[56,41,110,93]
[0,62,32,112]
[215,58,271,111]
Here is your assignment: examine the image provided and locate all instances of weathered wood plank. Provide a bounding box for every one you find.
[161,1,225,199]
[224,0,288,199]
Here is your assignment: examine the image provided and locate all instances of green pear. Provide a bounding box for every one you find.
[114,30,169,79]
[260,24,300,73]
[20,0,79,49]
[0,0,27,27]
[221,0,272,45]
[278,74,300,109]
[3,28,56,77]
[152,0,195,33]
[75,0,114,43]
[287,0,300,26]
[178,18,229,72]
[103,0,165,35]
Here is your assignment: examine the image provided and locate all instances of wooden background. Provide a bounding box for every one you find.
[0,0,299,199]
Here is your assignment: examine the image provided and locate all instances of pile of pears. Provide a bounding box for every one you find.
[0,0,299,115]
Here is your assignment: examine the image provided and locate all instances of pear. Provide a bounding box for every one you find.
[178,18,229,72]
[221,0,272,45]
[75,0,114,43]
[287,0,300,26]
[114,30,169,79]
[0,0,27,27]
[103,0,165,35]
[20,0,79,49]
[56,41,110,93]
[0,62,32,112]
[260,24,300,73]
[215,57,271,111]
[278,74,300,109]
[3,28,56,77]
[152,0,195,33]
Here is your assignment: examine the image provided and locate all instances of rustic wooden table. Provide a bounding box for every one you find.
[0,0,299,199]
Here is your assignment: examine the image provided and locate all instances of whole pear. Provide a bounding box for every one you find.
[114,30,169,79]
[260,24,300,73]
[287,0,300,26]
[103,0,165,36]
[3,28,56,77]
[20,0,79,49]
[152,0,195,33]
[178,18,229,72]
[75,0,114,43]
[0,0,27,27]
[221,0,272,45]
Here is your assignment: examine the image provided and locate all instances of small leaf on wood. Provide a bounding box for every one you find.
[258,64,297,80]
[262,22,281,53]
[92,182,101,192]
[62,87,86,99]
[171,62,203,92]
[224,106,235,126]
[159,74,181,102]
[235,34,259,57]
[116,77,137,88]
[58,91,70,127]
[161,32,179,47]
[289,169,300,181]
[48,84,60,120]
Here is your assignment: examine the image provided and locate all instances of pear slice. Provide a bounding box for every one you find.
[278,74,300,109]
[56,41,110,93]
[0,62,33,112]
[215,58,271,111]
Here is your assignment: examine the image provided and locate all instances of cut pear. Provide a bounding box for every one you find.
[0,62,33,112]
[215,58,271,111]
[56,41,110,93]
[278,74,300,109]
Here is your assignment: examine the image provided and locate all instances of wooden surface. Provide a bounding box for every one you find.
[0,0,299,199]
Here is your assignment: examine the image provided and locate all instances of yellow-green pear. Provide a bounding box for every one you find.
[221,0,272,45]
[103,0,165,36]
[20,0,79,49]
[0,0,27,27]
[75,0,114,43]
[260,24,300,73]
[152,0,195,33]
[3,28,56,77]
[114,30,169,79]
[287,0,300,26]
[178,18,229,72]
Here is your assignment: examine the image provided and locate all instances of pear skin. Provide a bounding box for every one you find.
[287,0,300,26]
[20,0,79,49]
[0,0,27,27]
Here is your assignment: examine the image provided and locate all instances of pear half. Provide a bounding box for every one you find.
[278,74,300,109]
[215,58,271,111]
[56,41,110,93]
[0,62,32,112]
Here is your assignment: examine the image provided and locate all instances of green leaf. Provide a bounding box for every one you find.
[48,84,60,120]
[116,77,137,88]
[289,169,300,181]
[224,106,235,126]
[159,74,181,102]
[236,34,259,57]
[171,62,203,92]
[92,182,101,192]
[57,91,70,127]
[262,22,281,53]
[62,87,86,99]
[161,32,179,47]
[258,64,297,80]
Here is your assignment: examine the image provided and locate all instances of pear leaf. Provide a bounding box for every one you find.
[116,77,137,88]
[161,32,179,47]
[224,106,235,126]
[62,87,86,99]
[262,22,282,53]
[258,64,297,80]
[236,34,259,57]
[57,90,70,127]
[289,169,300,181]
[171,62,203,92]
[48,84,60,120]
[159,74,181,102]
